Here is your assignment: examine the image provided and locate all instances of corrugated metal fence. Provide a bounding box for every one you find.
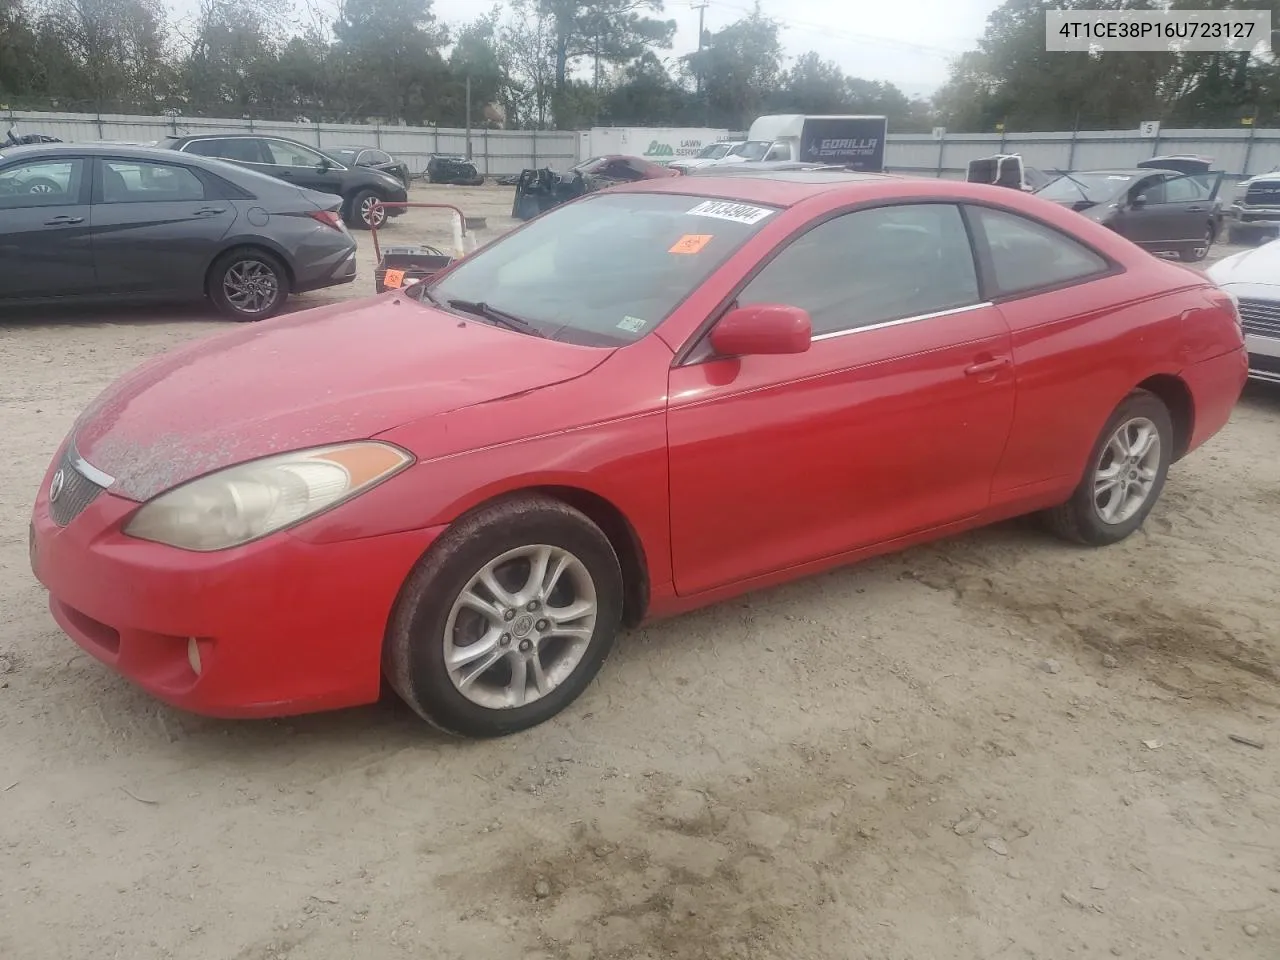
[3,110,579,177]
[9,110,1280,187]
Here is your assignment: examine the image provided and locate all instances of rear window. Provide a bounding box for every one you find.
[424,192,779,346]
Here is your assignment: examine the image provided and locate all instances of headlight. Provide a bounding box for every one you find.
[124,441,413,551]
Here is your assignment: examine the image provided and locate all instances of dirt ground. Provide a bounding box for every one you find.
[1,184,1277,960]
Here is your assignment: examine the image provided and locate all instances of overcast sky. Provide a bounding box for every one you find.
[168,0,1000,98]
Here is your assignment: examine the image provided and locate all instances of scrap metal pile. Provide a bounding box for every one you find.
[511,155,679,220]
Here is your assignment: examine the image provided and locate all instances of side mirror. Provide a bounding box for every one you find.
[709,303,812,357]
[1130,193,1148,208]
[317,157,331,172]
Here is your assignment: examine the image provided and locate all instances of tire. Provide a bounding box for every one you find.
[207,247,289,321]
[1179,226,1213,262]
[384,495,624,737]
[1044,389,1173,546]
[346,189,386,230]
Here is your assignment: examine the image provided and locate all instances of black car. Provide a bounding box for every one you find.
[161,134,408,229]
[328,145,411,188]
[426,154,484,186]
[0,142,357,320]
[1035,166,1225,262]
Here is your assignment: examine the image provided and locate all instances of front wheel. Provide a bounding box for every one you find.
[384,495,624,737]
[1044,389,1173,546]
[347,189,386,229]
[207,248,289,321]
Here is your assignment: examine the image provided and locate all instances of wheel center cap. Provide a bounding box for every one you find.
[513,614,535,637]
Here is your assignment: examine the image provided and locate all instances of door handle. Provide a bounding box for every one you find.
[1187,205,1205,212]
[964,357,1010,378]
[192,207,227,217]
[44,215,84,225]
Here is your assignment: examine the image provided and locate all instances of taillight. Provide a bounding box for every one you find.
[309,209,344,231]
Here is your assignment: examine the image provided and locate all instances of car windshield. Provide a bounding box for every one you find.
[735,141,772,161]
[1037,172,1135,204]
[424,192,779,347]
[697,143,733,159]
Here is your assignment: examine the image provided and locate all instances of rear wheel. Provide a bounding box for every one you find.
[384,495,624,737]
[1179,225,1213,262]
[207,247,289,321]
[346,189,385,230]
[1044,390,1173,546]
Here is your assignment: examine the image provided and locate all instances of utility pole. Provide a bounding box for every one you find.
[465,74,472,160]
[691,0,710,126]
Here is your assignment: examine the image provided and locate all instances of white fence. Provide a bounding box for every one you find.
[3,110,579,177]
[10,110,1280,186]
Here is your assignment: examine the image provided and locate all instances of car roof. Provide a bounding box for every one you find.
[0,141,230,162]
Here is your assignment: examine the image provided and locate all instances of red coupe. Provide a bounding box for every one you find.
[30,171,1247,737]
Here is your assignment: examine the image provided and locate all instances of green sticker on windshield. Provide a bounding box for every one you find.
[618,316,648,333]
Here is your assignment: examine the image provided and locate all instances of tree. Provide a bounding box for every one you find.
[604,51,691,124]
[685,5,784,128]
[540,0,676,127]
[442,6,508,126]
[500,0,556,128]
[333,0,450,123]
[37,0,171,111]
[779,52,847,115]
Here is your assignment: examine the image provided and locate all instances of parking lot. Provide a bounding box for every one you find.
[1,183,1277,959]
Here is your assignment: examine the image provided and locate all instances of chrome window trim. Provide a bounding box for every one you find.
[809,301,995,343]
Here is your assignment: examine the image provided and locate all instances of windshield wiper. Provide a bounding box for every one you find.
[446,298,547,337]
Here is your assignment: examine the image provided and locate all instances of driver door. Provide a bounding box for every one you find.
[666,202,1016,596]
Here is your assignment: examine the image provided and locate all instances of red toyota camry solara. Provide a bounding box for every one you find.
[30,171,1247,737]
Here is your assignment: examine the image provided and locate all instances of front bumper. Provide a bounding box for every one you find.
[30,475,443,719]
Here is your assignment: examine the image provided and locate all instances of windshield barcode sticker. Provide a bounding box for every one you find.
[686,200,774,225]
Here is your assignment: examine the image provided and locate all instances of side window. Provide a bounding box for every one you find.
[764,143,789,162]
[1162,176,1206,203]
[266,140,326,168]
[0,159,85,208]
[737,203,980,337]
[100,160,206,203]
[968,206,1109,298]
[187,138,264,164]
[1133,175,1167,205]
[366,150,391,165]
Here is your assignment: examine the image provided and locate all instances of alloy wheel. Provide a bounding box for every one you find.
[1092,416,1162,525]
[443,544,598,710]
[222,259,280,315]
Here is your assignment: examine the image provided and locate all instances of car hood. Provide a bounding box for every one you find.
[1206,241,1280,287]
[71,296,613,502]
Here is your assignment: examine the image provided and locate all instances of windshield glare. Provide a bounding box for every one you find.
[1037,172,1134,204]
[697,143,732,159]
[737,141,771,161]
[425,192,778,346]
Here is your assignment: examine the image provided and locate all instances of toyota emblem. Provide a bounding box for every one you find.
[49,468,65,503]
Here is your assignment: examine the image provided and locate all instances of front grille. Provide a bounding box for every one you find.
[1236,298,1280,341]
[1245,182,1280,205]
[48,451,106,527]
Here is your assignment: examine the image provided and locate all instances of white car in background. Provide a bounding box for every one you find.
[1206,244,1280,383]
[670,139,771,172]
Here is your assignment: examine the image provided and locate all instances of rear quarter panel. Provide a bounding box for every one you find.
[990,259,1242,498]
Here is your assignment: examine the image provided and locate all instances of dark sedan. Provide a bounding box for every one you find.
[0,142,357,320]
[1035,166,1224,262]
[161,134,409,229]
[329,145,411,188]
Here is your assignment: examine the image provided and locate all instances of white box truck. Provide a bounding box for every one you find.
[747,114,888,171]
[576,127,733,166]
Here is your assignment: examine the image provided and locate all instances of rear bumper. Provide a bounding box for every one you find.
[295,245,358,293]
[1183,346,1248,454]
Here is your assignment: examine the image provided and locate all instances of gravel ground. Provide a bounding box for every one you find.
[0,184,1277,960]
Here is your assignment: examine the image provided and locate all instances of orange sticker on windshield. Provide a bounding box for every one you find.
[669,234,713,255]
[383,268,405,288]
